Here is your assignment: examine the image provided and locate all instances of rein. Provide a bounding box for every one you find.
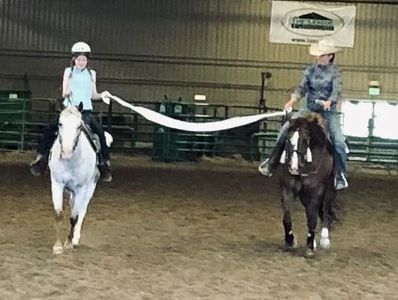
[299,144,328,177]
[283,125,330,177]
[81,122,99,153]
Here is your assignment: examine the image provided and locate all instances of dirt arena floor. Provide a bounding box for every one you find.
[0,151,397,300]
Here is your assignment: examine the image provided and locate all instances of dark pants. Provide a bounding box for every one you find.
[37,110,110,163]
[37,117,58,156]
[81,111,110,162]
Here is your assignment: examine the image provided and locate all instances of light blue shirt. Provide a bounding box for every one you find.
[63,67,95,110]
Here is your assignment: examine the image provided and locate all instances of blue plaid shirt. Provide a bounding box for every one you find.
[293,63,342,113]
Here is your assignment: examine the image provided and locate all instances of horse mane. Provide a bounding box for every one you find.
[60,105,82,119]
[293,112,334,155]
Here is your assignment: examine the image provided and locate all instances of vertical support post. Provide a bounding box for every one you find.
[23,73,30,91]
[259,72,266,114]
[367,102,376,162]
[20,98,26,151]
[107,99,113,133]
[258,72,272,161]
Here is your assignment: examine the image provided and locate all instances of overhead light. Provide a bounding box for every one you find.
[368,80,380,96]
[194,94,206,101]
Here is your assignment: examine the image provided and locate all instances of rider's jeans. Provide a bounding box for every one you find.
[324,111,347,176]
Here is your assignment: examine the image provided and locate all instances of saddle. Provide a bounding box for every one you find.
[81,122,100,154]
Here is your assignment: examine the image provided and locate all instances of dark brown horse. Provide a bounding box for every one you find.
[277,113,338,257]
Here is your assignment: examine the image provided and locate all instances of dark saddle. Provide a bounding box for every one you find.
[81,122,100,154]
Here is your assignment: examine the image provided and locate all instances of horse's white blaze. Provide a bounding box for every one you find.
[59,114,81,159]
[290,131,299,173]
[320,227,331,249]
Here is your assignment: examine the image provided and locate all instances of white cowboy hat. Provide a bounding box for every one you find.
[309,38,341,56]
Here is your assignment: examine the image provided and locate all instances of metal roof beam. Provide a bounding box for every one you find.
[279,0,398,5]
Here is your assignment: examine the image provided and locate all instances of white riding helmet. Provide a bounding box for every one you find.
[71,42,91,55]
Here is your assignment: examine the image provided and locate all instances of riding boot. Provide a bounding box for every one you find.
[30,154,48,176]
[258,142,285,177]
[334,143,349,190]
[335,172,348,190]
[99,160,112,182]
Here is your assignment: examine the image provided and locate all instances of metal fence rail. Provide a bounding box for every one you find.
[0,97,397,168]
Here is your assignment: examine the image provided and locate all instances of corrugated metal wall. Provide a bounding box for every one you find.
[0,0,397,107]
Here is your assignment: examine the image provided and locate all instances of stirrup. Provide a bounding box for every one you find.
[99,162,112,182]
[30,154,43,166]
[335,173,348,190]
[30,154,46,176]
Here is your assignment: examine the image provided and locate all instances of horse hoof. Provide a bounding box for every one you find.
[52,242,64,255]
[63,240,74,250]
[320,238,331,250]
[283,239,297,251]
[72,238,80,247]
[304,248,315,258]
[283,244,294,252]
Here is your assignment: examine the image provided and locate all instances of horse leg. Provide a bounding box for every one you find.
[320,227,330,250]
[59,190,75,250]
[51,181,65,255]
[319,192,332,250]
[64,215,78,249]
[281,188,297,250]
[71,184,96,246]
[305,201,319,257]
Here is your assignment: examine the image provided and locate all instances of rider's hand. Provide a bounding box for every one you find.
[62,89,71,99]
[323,100,332,111]
[284,103,293,113]
[284,98,295,113]
[284,95,298,113]
[100,91,111,104]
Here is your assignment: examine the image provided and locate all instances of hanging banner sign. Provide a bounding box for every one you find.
[270,1,356,47]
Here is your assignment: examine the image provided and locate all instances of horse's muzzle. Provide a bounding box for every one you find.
[60,150,73,160]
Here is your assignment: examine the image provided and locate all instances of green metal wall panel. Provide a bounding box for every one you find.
[0,0,397,107]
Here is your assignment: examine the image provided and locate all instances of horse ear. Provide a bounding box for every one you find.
[78,102,83,112]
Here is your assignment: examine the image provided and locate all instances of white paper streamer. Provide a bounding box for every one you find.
[102,93,285,132]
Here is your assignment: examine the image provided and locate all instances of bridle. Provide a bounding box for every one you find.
[58,119,83,158]
[282,128,314,176]
[283,126,332,177]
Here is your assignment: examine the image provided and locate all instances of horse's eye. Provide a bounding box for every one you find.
[58,123,63,128]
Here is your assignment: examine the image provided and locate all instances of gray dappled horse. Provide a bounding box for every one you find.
[278,113,339,257]
[48,105,108,254]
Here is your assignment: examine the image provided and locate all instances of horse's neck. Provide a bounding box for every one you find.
[74,134,95,159]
